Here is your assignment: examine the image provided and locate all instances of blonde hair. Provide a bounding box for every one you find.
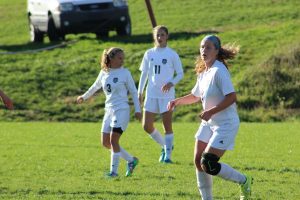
[195,37,239,74]
[100,47,124,71]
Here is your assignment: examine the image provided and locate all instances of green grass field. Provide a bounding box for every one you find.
[0,122,299,199]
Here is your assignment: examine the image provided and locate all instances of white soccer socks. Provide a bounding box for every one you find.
[196,170,213,200]
[149,129,165,147]
[120,147,134,163]
[217,163,246,184]
[164,133,174,160]
[110,151,121,174]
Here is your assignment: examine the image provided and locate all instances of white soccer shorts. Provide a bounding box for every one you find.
[144,97,173,114]
[195,119,240,150]
[101,108,130,134]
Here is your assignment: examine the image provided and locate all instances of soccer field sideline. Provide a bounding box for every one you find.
[0,122,299,199]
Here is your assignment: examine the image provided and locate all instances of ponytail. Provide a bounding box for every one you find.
[100,47,124,72]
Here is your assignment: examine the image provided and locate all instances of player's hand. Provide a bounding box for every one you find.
[199,110,213,121]
[167,100,176,111]
[161,82,174,93]
[76,96,84,104]
[135,112,142,121]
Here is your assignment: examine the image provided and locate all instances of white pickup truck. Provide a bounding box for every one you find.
[27,0,131,42]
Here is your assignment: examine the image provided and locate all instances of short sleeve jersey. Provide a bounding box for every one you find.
[82,67,140,112]
[139,47,183,99]
[191,60,239,122]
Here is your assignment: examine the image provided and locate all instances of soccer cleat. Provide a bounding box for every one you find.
[240,174,252,200]
[160,145,174,163]
[105,171,118,178]
[159,148,165,163]
[163,159,173,164]
[125,157,139,177]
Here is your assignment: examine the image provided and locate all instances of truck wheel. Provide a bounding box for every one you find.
[30,23,44,43]
[95,31,109,39]
[116,20,131,36]
[47,17,61,42]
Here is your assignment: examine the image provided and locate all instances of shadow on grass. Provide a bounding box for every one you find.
[98,30,220,44]
[0,41,62,53]
[0,30,219,53]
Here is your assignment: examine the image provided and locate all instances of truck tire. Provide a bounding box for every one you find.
[47,17,63,42]
[95,31,109,39]
[116,19,131,36]
[29,22,44,43]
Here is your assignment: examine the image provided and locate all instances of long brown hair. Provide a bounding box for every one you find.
[100,47,124,72]
[195,36,239,74]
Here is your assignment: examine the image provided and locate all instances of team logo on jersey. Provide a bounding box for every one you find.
[162,59,167,64]
[113,78,118,83]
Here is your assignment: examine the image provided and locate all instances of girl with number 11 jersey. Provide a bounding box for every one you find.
[138,25,184,163]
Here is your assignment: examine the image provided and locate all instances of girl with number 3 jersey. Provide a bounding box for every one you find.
[77,47,142,178]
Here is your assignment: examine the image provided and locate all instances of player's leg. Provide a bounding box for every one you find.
[162,109,173,163]
[109,129,122,177]
[143,110,165,162]
[114,108,139,177]
[194,140,207,171]
[201,121,251,199]
[101,111,112,149]
[101,133,111,149]
[143,110,165,147]
[102,130,134,165]
[194,124,213,200]
[201,146,247,185]
[143,98,164,146]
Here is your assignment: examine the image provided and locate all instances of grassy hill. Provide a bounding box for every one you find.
[1,0,300,121]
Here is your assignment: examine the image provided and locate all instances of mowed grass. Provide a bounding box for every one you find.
[0,122,299,199]
[1,0,300,121]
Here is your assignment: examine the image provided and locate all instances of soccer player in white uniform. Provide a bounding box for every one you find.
[138,25,184,163]
[167,35,252,200]
[77,47,142,177]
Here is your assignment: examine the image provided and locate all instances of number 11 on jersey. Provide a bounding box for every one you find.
[154,65,161,74]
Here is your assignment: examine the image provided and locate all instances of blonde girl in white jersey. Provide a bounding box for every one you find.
[138,25,184,163]
[77,47,142,178]
[167,35,252,200]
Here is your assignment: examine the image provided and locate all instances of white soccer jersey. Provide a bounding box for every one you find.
[138,47,183,99]
[191,60,239,122]
[82,67,140,113]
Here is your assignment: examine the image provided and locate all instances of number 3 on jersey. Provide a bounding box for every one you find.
[106,83,111,93]
[154,65,161,74]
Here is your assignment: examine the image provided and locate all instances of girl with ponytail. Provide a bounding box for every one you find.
[168,35,252,200]
[77,47,142,178]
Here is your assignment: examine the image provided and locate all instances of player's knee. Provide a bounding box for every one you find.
[143,124,153,133]
[110,140,118,149]
[101,140,111,149]
[200,152,221,175]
